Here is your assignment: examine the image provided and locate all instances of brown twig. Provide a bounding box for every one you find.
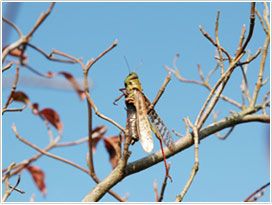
[250,4,270,107]
[55,136,88,147]
[11,124,91,174]
[244,182,270,202]
[154,180,159,202]
[2,62,14,72]
[2,17,23,38]
[2,106,27,114]
[3,162,17,202]
[215,10,224,75]
[26,3,55,39]
[262,3,270,32]
[199,25,232,62]
[2,3,55,62]
[235,3,256,59]
[85,92,125,133]
[9,183,25,194]
[3,175,23,202]
[85,39,118,72]
[196,52,245,129]
[2,66,20,115]
[172,129,185,138]
[176,118,199,202]
[237,47,262,66]
[255,9,268,34]
[212,111,235,140]
[206,60,220,82]
[158,163,171,202]
[165,64,205,86]
[27,43,77,63]
[236,24,246,56]
[149,72,171,111]
[51,48,85,68]
[166,55,243,109]
[262,91,270,115]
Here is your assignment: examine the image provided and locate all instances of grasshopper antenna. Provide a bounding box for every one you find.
[134,59,143,73]
[124,56,131,73]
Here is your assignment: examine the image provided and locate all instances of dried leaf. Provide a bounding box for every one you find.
[46,71,54,78]
[31,103,39,115]
[57,71,85,100]
[103,136,121,168]
[2,45,27,60]
[12,91,30,105]
[39,108,63,132]
[91,125,107,153]
[26,165,46,196]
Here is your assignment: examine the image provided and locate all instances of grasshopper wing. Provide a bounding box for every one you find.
[134,90,154,153]
[149,109,175,152]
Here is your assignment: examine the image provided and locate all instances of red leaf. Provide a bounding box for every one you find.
[12,91,30,105]
[26,165,46,196]
[103,136,121,168]
[91,125,107,153]
[57,71,85,100]
[3,45,27,60]
[39,108,63,132]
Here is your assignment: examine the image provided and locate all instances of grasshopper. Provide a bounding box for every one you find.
[115,72,175,180]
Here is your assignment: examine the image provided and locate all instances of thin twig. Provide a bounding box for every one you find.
[166,56,243,109]
[22,64,52,78]
[212,111,235,140]
[3,162,16,202]
[149,72,171,111]
[154,180,159,202]
[235,2,255,59]
[176,118,199,201]
[196,52,245,129]
[237,47,262,66]
[207,60,220,82]
[255,9,268,34]
[26,3,55,39]
[250,8,270,107]
[2,106,27,114]
[9,183,25,194]
[262,3,270,32]
[12,124,90,175]
[262,91,270,115]
[55,136,88,147]
[2,17,23,38]
[51,48,85,68]
[27,43,77,63]
[215,10,224,75]
[2,66,20,115]
[236,24,246,57]
[85,92,125,133]
[197,64,205,82]
[244,182,270,202]
[158,163,171,202]
[2,62,13,72]
[165,64,205,86]
[2,3,55,62]
[199,25,232,62]
[86,39,118,72]
[216,126,235,140]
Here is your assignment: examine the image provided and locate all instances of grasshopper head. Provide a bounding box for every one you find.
[124,72,143,91]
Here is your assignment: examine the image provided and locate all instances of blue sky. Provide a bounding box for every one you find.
[2,2,270,202]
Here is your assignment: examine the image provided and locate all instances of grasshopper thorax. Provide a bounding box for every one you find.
[124,72,143,92]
